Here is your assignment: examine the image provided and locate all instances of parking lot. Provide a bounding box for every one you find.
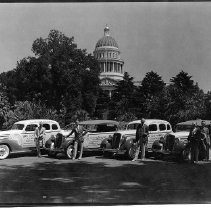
[0,152,211,205]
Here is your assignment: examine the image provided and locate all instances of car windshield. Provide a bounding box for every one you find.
[175,125,192,132]
[126,123,140,130]
[11,124,25,130]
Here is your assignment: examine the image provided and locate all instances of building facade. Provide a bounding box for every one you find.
[93,26,124,98]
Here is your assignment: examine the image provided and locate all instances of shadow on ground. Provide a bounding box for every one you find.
[0,153,211,205]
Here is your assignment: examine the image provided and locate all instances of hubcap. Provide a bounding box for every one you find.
[0,145,9,159]
[67,147,73,158]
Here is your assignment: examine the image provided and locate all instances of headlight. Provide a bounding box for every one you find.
[120,135,127,145]
[174,138,180,144]
[159,137,164,143]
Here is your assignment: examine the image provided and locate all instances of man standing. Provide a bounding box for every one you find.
[132,118,149,161]
[188,123,199,163]
[34,122,45,158]
[200,121,210,161]
[65,118,88,160]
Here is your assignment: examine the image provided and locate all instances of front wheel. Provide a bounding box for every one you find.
[181,148,192,162]
[127,144,137,160]
[65,144,74,159]
[0,144,10,160]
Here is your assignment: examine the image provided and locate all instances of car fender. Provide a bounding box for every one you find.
[62,139,74,149]
[100,137,112,149]
[0,137,23,152]
[124,137,135,151]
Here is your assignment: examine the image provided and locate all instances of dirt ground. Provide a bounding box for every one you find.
[0,152,211,206]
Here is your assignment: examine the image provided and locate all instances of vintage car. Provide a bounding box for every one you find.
[0,119,69,160]
[44,120,119,159]
[152,119,211,161]
[100,119,172,160]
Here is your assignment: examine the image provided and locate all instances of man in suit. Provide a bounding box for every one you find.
[132,118,149,161]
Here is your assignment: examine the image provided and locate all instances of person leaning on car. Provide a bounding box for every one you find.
[200,121,210,161]
[132,118,149,161]
[65,118,88,160]
[188,123,200,163]
[34,122,45,158]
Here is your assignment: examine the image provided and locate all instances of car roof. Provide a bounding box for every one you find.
[128,119,170,125]
[79,120,119,126]
[177,119,211,126]
[14,119,58,124]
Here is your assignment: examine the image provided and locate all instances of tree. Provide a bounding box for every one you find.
[165,71,206,126]
[141,71,165,98]
[110,72,137,119]
[2,101,60,129]
[0,84,11,129]
[135,71,165,118]
[0,30,101,120]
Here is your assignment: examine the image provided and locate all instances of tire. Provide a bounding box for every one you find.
[127,145,137,160]
[0,144,10,160]
[181,148,191,162]
[48,151,57,158]
[65,144,74,159]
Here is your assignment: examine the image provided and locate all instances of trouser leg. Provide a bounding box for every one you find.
[206,143,210,161]
[36,140,41,157]
[141,142,146,160]
[78,142,84,159]
[195,143,199,162]
[191,143,195,162]
[73,141,78,159]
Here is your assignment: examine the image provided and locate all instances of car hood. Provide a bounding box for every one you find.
[115,129,136,136]
[0,130,23,138]
[170,131,189,138]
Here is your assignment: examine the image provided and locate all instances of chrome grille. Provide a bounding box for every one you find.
[166,135,175,151]
[112,133,121,149]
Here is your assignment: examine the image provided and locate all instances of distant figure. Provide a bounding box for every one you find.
[65,119,88,160]
[200,121,210,161]
[187,123,198,163]
[132,118,149,161]
[34,122,45,158]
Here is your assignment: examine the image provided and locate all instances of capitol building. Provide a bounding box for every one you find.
[93,26,124,98]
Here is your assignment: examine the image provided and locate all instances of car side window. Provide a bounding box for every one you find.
[52,124,59,130]
[25,124,38,132]
[167,124,171,131]
[43,124,50,131]
[159,124,166,131]
[149,124,157,132]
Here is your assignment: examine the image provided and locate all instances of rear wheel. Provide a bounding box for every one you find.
[0,145,10,160]
[65,144,74,159]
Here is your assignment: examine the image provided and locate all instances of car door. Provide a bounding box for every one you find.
[84,124,117,149]
[42,123,51,143]
[148,123,159,149]
[22,124,38,148]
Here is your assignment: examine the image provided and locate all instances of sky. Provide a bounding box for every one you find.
[1,2,211,91]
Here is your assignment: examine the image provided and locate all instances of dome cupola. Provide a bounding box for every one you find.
[95,26,119,49]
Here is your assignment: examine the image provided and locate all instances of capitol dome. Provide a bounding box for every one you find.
[95,36,119,48]
[93,26,124,98]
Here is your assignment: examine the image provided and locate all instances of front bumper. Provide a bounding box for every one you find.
[103,148,127,155]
